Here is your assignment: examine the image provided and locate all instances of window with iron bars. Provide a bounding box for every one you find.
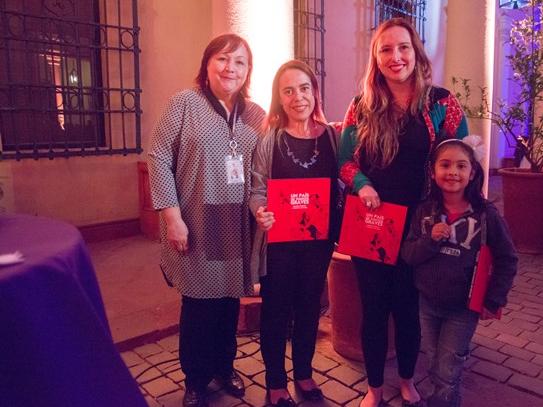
[294,0,325,106]
[374,0,426,42]
[0,0,141,160]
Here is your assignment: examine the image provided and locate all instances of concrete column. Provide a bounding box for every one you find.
[444,0,496,193]
[210,0,294,110]
[425,0,448,86]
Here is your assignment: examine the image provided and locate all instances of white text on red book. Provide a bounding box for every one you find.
[365,213,384,228]
[290,193,309,208]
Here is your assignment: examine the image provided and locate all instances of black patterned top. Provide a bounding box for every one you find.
[148,88,265,298]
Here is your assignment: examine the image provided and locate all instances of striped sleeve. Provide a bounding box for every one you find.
[338,98,372,193]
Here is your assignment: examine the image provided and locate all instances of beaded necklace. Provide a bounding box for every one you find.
[283,134,319,169]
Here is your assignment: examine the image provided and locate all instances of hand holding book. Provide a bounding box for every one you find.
[467,244,502,319]
[255,206,275,232]
[337,195,408,265]
[431,222,450,241]
[358,184,380,209]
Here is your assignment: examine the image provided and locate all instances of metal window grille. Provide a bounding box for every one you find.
[294,0,325,105]
[0,0,142,160]
[374,0,426,42]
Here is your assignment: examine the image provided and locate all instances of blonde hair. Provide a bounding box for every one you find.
[356,18,432,168]
[265,59,326,131]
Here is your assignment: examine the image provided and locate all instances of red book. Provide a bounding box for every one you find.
[267,178,331,243]
[336,195,407,265]
[468,244,502,319]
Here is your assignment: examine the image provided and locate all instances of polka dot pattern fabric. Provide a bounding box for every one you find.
[148,89,265,298]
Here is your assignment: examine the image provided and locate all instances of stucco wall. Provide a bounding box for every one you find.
[323,0,449,122]
[323,0,372,122]
[140,0,213,154]
[0,0,498,225]
[0,0,212,226]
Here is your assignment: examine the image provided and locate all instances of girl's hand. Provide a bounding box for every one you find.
[480,307,500,320]
[431,222,450,241]
[358,185,381,209]
[256,206,275,231]
[166,218,189,254]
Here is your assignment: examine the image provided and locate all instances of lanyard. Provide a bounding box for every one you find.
[228,103,238,157]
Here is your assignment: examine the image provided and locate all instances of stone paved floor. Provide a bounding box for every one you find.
[122,248,543,407]
[104,175,543,406]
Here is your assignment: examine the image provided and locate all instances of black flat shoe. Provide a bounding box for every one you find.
[401,399,425,407]
[216,370,245,397]
[270,396,297,407]
[294,381,323,401]
[183,388,208,407]
[267,390,297,407]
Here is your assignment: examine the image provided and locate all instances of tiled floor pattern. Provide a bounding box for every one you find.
[123,280,543,407]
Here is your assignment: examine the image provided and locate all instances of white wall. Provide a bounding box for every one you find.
[324,0,373,122]
[425,0,448,86]
[323,0,450,122]
[211,0,294,112]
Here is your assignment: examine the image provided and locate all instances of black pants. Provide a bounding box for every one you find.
[352,257,421,387]
[260,240,334,389]
[179,296,240,392]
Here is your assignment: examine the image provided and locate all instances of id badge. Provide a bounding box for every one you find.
[225,154,245,185]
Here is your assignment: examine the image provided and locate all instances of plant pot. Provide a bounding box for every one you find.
[498,168,543,254]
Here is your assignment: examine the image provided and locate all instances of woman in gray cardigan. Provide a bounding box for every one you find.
[250,60,339,407]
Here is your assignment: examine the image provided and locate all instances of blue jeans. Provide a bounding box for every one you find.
[419,296,479,407]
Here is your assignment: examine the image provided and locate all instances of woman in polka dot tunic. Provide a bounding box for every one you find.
[250,60,339,407]
[147,34,265,407]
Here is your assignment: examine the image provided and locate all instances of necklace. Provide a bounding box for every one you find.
[283,134,319,169]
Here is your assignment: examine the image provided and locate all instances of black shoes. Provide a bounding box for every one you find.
[272,396,296,407]
[401,399,425,407]
[182,388,208,407]
[294,381,323,401]
[216,370,245,397]
[267,390,297,407]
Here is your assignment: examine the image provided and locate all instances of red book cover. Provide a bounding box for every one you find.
[336,195,407,265]
[468,244,502,319]
[267,178,331,243]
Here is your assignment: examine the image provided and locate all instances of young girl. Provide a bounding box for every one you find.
[401,138,517,407]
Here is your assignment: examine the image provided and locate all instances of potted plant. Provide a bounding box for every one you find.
[452,0,543,253]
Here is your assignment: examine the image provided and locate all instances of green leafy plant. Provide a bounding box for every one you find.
[452,0,543,172]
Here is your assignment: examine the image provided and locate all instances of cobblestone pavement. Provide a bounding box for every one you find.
[122,250,543,407]
[118,176,543,406]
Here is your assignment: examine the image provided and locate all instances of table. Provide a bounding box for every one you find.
[0,214,147,407]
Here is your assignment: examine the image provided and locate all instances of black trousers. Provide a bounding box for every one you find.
[352,257,421,388]
[179,296,240,392]
[260,240,334,389]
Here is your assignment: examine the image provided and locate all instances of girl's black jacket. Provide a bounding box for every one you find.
[401,200,518,313]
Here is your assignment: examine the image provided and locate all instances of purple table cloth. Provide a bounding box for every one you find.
[0,214,146,407]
